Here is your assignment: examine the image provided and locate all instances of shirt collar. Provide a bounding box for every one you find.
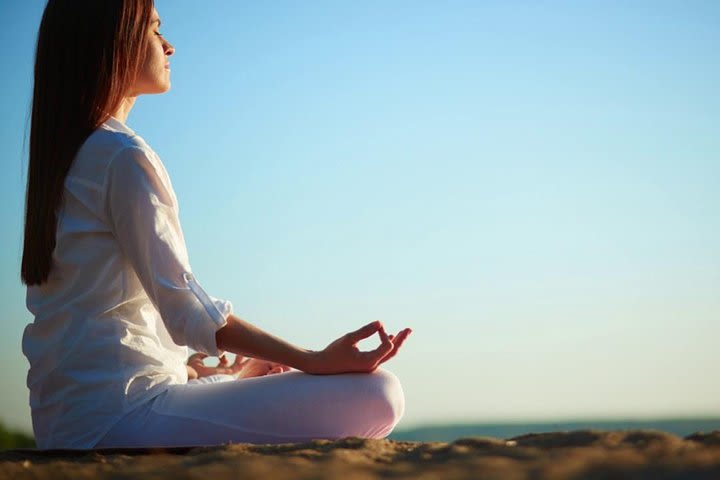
[101,115,136,136]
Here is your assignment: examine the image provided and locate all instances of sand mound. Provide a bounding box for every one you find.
[2,429,720,479]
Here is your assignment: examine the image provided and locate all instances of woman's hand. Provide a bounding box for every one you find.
[303,320,412,375]
[187,352,238,379]
[187,353,291,379]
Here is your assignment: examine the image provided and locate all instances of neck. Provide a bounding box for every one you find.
[110,96,137,124]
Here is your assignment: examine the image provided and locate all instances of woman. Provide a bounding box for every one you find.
[21,0,411,450]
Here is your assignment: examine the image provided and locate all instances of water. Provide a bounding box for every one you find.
[389,417,720,442]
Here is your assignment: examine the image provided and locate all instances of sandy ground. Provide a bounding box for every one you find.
[2,429,720,479]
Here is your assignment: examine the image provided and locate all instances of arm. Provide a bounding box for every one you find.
[106,146,231,356]
[216,315,413,374]
[215,314,313,371]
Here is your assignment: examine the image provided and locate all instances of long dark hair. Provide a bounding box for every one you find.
[21,0,154,286]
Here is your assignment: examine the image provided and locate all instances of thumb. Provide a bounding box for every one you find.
[345,320,383,345]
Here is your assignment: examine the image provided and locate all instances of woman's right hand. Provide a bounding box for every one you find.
[303,320,412,375]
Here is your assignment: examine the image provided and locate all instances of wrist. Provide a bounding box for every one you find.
[296,349,320,373]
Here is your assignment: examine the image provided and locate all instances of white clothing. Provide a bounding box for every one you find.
[95,369,405,448]
[22,116,233,449]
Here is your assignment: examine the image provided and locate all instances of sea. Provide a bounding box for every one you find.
[388,417,720,442]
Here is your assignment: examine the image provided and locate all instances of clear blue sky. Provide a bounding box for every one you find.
[1,1,718,435]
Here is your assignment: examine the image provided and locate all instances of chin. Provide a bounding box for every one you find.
[149,82,171,94]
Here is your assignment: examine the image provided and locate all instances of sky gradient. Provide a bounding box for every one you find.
[1,0,718,435]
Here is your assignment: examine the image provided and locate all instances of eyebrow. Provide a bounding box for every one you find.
[152,18,162,26]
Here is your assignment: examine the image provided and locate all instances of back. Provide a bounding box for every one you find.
[22,117,190,448]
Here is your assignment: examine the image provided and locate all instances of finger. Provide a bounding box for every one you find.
[379,329,410,362]
[378,326,393,347]
[188,358,207,367]
[218,355,229,366]
[360,328,394,364]
[231,357,251,374]
[380,329,411,363]
[345,320,383,345]
[393,328,412,348]
[268,366,283,375]
[188,352,208,363]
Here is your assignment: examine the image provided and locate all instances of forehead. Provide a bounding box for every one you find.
[151,8,160,23]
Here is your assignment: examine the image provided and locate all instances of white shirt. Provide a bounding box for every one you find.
[21,116,233,449]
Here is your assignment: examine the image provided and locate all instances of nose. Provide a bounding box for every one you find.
[163,39,175,57]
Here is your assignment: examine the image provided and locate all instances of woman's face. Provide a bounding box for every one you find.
[131,8,174,95]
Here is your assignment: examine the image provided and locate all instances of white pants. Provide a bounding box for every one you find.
[95,368,405,448]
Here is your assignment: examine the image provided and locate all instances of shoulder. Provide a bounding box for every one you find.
[72,123,160,182]
[107,144,168,187]
[101,134,175,202]
[85,124,155,162]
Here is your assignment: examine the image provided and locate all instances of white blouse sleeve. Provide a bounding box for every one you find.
[105,146,232,356]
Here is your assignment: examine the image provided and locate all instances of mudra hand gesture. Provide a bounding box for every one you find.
[187,353,291,380]
[305,321,412,375]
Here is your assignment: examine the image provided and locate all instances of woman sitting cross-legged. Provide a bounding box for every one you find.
[20,0,411,450]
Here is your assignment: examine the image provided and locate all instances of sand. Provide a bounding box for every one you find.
[2,429,720,479]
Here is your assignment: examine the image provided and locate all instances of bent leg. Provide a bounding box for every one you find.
[96,368,404,448]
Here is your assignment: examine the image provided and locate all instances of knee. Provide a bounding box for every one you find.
[361,368,405,435]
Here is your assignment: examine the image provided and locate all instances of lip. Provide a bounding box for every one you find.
[164,64,170,69]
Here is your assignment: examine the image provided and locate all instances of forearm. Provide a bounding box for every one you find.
[215,314,314,371]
